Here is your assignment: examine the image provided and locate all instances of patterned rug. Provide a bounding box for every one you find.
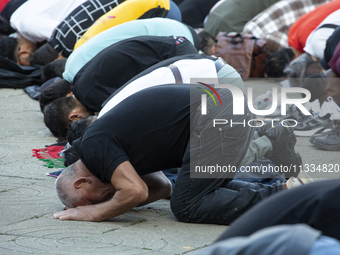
[32,145,65,168]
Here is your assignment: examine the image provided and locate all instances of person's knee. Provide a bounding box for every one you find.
[170,203,190,222]
[173,212,190,222]
[170,195,190,222]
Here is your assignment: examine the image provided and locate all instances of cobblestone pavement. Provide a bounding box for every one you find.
[0,82,338,254]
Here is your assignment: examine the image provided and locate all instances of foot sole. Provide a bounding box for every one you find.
[313,140,340,151]
[294,127,326,137]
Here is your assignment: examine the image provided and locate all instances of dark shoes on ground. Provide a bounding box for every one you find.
[293,113,333,137]
[257,122,302,178]
[278,105,333,136]
[310,122,340,151]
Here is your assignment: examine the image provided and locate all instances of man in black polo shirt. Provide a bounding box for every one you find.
[53,83,303,224]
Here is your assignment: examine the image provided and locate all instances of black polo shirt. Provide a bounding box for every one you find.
[73,84,202,182]
[72,35,190,113]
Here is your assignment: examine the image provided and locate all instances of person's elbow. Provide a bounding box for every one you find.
[162,179,173,199]
[131,183,149,204]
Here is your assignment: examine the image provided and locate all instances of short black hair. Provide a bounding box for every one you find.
[67,116,97,145]
[39,79,72,112]
[264,48,294,78]
[43,96,77,140]
[42,58,67,82]
[29,42,59,66]
[63,116,97,167]
[198,30,216,55]
[0,35,17,61]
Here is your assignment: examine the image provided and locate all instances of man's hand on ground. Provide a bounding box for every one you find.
[53,206,95,221]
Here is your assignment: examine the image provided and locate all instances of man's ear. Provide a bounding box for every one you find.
[69,111,83,122]
[74,177,92,189]
[68,111,82,122]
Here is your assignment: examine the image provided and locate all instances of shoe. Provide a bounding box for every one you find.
[320,96,340,119]
[280,105,306,124]
[265,105,307,127]
[309,127,334,144]
[304,99,322,117]
[310,97,340,144]
[313,122,340,151]
[263,105,314,126]
[293,113,333,137]
[284,174,314,189]
[264,123,302,178]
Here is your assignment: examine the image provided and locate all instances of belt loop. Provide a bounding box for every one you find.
[168,64,183,84]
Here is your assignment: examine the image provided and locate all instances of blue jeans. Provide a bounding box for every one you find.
[170,88,283,225]
[310,236,340,255]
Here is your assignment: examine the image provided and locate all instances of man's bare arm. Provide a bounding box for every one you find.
[138,171,172,206]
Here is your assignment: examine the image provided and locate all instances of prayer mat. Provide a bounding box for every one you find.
[32,143,66,169]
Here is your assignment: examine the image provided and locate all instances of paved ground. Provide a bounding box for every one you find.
[0,80,339,254]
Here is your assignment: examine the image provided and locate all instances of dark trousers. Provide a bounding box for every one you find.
[170,88,283,225]
[215,178,340,241]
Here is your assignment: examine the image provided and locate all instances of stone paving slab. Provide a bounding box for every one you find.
[0,85,339,254]
[0,208,225,255]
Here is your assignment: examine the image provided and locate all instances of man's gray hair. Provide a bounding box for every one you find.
[55,163,81,208]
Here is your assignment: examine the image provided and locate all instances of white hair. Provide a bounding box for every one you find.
[55,164,81,208]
